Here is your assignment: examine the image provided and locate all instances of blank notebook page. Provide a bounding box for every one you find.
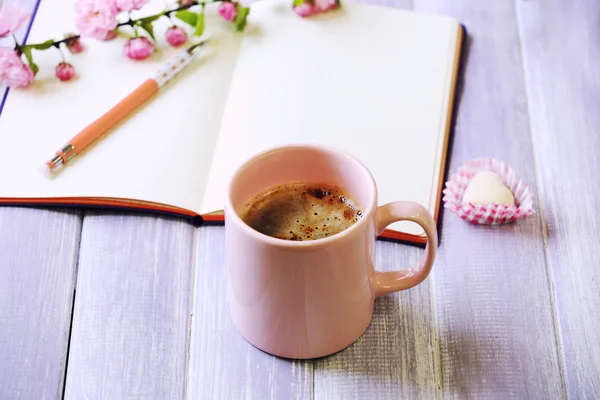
[0,0,242,213]
[202,0,461,236]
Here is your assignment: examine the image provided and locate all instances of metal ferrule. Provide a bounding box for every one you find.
[60,144,76,161]
[50,144,77,170]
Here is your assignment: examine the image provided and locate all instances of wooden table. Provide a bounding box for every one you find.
[1,0,599,398]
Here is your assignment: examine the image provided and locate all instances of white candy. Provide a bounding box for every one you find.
[462,171,515,206]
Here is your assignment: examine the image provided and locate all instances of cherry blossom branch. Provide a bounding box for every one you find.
[33,0,226,49]
[17,0,237,58]
[0,0,339,88]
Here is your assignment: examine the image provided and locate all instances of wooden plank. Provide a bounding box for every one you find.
[409,0,566,398]
[0,208,81,400]
[314,242,437,399]
[516,0,600,397]
[187,226,313,399]
[63,213,194,399]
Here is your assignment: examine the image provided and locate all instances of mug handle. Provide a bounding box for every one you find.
[374,201,438,297]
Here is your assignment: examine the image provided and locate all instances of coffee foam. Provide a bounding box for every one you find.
[240,183,362,241]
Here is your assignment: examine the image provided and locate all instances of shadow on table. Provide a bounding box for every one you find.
[307,291,444,396]
[306,290,496,399]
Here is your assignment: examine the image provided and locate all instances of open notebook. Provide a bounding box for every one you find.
[0,0,464,245]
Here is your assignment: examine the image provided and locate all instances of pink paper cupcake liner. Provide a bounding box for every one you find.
[442,158,535,225]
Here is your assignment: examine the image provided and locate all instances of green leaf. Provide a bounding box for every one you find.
[140,21,155,40]
[175,10,197,27]
[21,47,38,75]
[139,13,163,24]
[193,5,205,36]
[28,39,55,50]
[234,5,250,32]
[293,0,303,6]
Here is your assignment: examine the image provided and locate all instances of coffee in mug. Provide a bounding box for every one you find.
[239,182,362,241]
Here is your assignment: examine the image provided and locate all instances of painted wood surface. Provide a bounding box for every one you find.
[412,0,565,398]
[314,241,437,400]
[63,214,194,399]
[187,227,313,399]
[516,0,600,397]
[0,209,81,400]
[1,0,600,398]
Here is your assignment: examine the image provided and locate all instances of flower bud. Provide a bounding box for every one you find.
[55,62,76,81]
[124,37,154,61]
[293,3,316,17]
[218,2,237,22]
[103,30,118,41]
[166,26,188,47]
[64,33,84,53]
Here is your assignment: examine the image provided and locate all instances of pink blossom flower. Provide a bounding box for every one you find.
[56,62,76,81]
[64,33,84,53]
[75,0,119,40]
[5,63,34,87]
[124,37,154,60]
[0,3,30,38]
[114,0,148,12]
[165,26,187,47]
[218,2,237,22]
[0,47,34,88]
[0,47,18,71]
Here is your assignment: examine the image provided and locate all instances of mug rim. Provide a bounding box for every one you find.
[225,143,378,249]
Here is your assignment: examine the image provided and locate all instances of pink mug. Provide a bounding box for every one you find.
[224,144,437,359]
